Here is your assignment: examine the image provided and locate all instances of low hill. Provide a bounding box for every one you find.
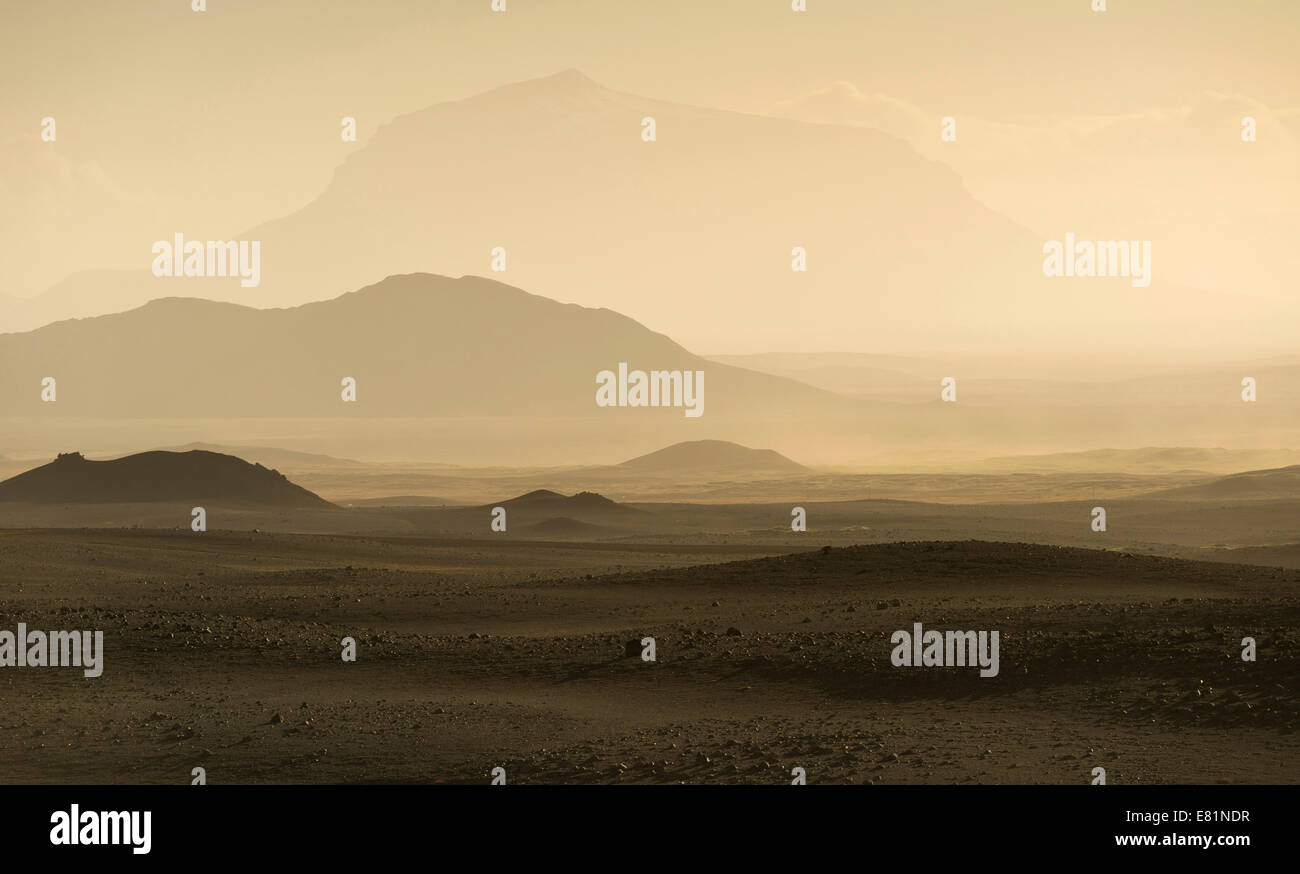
[492,489,629,512]
[618,439,806,475]
[0,450,333,507]
[619,539,1299,592]
[1146,465,1300,500]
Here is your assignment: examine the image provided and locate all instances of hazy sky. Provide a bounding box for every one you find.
[2,0,1297,348]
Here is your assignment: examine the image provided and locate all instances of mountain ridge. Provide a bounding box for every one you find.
[6,69,1039,354]
[0,272,851,418]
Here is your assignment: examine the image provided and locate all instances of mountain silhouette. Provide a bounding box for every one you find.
[0,450,333,506]
[0,272,845,418]
[10,70,1039,353]
[618,439,806,474]
[11,71,1296,357]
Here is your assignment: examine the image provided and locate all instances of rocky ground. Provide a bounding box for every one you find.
[0,530,1296,784]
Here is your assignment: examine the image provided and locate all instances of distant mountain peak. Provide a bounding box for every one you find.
[513,489,565,502]
[493,68,608,97]
[540,68,599,86]
[341,272,532,304]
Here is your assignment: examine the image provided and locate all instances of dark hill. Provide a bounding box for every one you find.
[492,489,629,512]
[612,540,1297,590]
[0,450,334,507]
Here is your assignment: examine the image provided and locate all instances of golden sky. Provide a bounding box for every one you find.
[2,0,1297,354]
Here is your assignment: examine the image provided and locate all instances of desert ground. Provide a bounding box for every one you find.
[1,524,1295,785]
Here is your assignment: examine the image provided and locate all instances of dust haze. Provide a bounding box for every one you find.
[1,1,1297,786]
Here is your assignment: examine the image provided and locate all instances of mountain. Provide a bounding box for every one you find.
[618,440,806,475]
[1146,465,1300,500]
[0,273,244,336]
[0,450,333,506]
[13,71,1297,356]
[0,272,846,418]
[10,70,1041,353]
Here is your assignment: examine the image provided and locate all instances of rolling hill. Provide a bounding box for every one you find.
[1146,464,1300,500]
